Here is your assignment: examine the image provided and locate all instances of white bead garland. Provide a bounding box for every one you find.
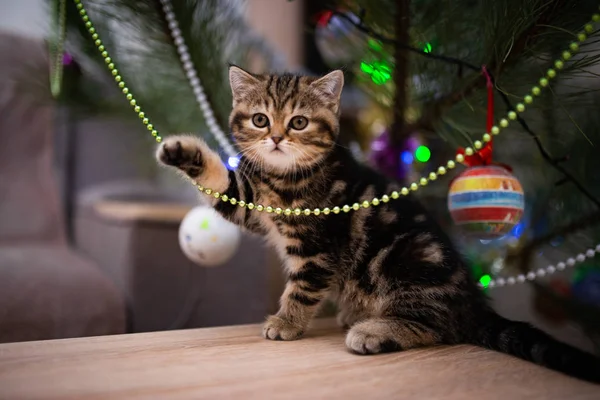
[159,0,237,157]
[481,243,600,289]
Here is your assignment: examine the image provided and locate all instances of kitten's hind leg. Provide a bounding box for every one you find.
[345,317,439,355]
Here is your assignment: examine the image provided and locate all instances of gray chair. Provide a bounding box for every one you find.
[0,31,126,343]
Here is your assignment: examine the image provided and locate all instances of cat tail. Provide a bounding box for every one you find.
[469,312,600,383]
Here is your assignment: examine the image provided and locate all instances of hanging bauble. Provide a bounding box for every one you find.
[448,165,525,239]
[178,206,241,267]
[314,10,368,66]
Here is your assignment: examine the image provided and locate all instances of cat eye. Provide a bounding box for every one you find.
[289,116,308,130]
[252,113,269,128]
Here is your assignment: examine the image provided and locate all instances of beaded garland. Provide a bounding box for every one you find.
[158,0,236,158]
[67,0,599,218]
[479,243,600,289]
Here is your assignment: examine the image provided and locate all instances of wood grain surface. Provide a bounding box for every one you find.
[93,200,192,223]
[0,318,597,399]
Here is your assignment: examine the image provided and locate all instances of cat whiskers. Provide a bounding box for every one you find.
[333,142,351,151]
[236,144,260,178]
[242,149,263,181]
[237,145,266,186]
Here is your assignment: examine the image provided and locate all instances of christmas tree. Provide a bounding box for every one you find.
[309,0,600,347]
[48,0,600,348]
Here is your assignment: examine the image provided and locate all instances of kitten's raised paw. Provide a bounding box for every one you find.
[157,136,204,175]
[262,315,304,341]
[345,320,401,355]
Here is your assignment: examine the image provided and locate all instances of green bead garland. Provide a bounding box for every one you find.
[72,0,162,143]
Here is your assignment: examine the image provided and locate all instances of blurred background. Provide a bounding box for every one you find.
[1,0,599,357]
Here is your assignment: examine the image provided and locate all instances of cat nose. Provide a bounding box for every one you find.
[271,135,283,145]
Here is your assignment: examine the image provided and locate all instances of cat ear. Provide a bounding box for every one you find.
[310,70,344,102]
[229,65,260,101]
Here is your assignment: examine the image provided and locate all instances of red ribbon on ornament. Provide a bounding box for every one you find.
[456,66,495,167]
[316,10,333,27]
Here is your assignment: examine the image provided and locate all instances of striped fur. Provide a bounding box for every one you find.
[157,67,600,383]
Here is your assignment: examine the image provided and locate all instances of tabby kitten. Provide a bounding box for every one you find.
[157,66,600,383]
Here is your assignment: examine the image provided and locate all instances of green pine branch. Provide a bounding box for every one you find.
[46,0,283,151]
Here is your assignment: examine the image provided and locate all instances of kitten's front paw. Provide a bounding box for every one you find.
[157,136,204,177]
[262,315,304,341]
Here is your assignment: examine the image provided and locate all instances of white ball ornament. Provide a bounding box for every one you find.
[178,206,241,267]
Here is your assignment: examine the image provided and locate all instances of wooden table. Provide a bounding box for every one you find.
[0,319,597,399]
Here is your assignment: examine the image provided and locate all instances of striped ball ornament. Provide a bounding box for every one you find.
[448,166,524,239]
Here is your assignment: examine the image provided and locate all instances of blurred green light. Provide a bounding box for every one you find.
[479,274,492,288]
[360,61,392,85]
[368,38,383,52]
[415,145,431,162]
[360,62,373,74]
[372,72,385,84]
[377,62,391,78]
[423,42,432,53]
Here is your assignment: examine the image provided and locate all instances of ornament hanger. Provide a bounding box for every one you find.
[456,66,496,168]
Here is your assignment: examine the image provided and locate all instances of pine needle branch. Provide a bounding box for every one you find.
[329,1,570,133]
[326,8,480,71]
[45,0,284,150]
[329,1,600,210]
[390,0,411,147]
[494,85,600,209]
[422,1,568,126]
